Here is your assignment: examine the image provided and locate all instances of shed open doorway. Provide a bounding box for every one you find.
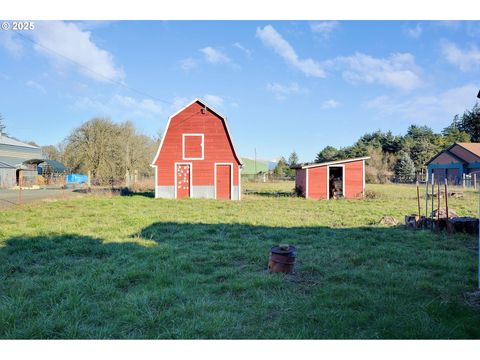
[15,169,21,186]
[328,166,344,199]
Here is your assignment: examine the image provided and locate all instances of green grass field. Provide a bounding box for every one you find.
[0,182,479,339]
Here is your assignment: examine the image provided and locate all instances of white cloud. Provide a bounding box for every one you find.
[310,21,339,38]
[179,57,198,71]
[405,23,423,39]
[0,31,24,57]
[200,46,231,64]
[321,99,340,109]
[441,40,480,71]
[31,21,124,82]
[203,94,224,107]
[256,25,325,78]
[329,52,422,91]
[26,80,46,94]
[366,84,479,125]
[233,42,252,58]
[74,94,163,119]
[266,82,307,100]
[112,95,163,114]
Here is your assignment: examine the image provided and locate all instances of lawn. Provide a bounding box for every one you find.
[0,182,479,339]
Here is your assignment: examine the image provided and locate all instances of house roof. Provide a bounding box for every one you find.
[291,156,371,169]
[456,142,480,158]
[426,142,480,165]
[0,134,39,149]
[0,160,15,168]
[39,159,67,172]
[151,98,243,166]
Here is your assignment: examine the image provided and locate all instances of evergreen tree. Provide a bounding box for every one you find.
[442,118,471,144]
[394,151,416,181]
[273,157,289,177]
[315,146,340,163]
[456,103,480,142]
[287,151,299,167]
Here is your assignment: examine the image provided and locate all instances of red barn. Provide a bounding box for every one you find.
[151,98,243,200]
[292,157,370,200]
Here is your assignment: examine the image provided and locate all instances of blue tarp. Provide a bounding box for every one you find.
[66,174,88,184]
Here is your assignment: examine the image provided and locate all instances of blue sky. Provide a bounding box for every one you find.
[0,20,479,162]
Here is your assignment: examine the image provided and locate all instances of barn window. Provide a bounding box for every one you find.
[182,134,204,160]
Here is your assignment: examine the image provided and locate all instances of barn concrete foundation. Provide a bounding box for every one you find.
[155,185,240,200]
[191,186,214,198]
[155,186,175,199]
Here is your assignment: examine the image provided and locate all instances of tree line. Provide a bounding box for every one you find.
[274,103,480,183]
[42,118,159,184]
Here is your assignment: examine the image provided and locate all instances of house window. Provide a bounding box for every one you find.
[183,134,204,160]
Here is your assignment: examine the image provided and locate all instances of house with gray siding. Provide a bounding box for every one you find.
[0,133,43,188]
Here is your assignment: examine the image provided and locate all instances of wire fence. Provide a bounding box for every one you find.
[388,173,478,189]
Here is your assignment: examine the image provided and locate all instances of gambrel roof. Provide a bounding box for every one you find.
[151,98,243,166]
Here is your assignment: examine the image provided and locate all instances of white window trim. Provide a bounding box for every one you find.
[214,162,233,200]
[182,133,204,160]
[174,162,193,199]
[327,164,346,199]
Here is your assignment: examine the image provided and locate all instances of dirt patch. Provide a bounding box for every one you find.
[379,216,398,226]
[431,208,458,218]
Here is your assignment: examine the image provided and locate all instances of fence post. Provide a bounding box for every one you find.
[474,173,477,190]
[430,173,435,221]
[87,170,91,188]
[125,169,130,188]
[463,173,466,189]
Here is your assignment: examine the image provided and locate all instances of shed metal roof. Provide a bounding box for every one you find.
[0,160,15,169]
[0,135,39,149]
[291,156,371,169]
[39,159,67,172]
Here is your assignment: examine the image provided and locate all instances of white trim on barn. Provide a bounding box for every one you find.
[238,165,242,201]
[174,162,193,199]
[295,156,370,169]
[214,162,233,200]
[305,168,309,199]
[153,164,158,198]
[182,133,204,160]
[362,159,366,197]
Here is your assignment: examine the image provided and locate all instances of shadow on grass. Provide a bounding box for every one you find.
[70,188,155,198]
[243,190,294,197]
[122,190,155,198]
[0,222,479,339]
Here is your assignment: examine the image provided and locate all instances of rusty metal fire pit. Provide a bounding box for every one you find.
[268,245,296,274]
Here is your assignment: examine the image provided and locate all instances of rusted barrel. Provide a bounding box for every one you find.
[268,245,296,274]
